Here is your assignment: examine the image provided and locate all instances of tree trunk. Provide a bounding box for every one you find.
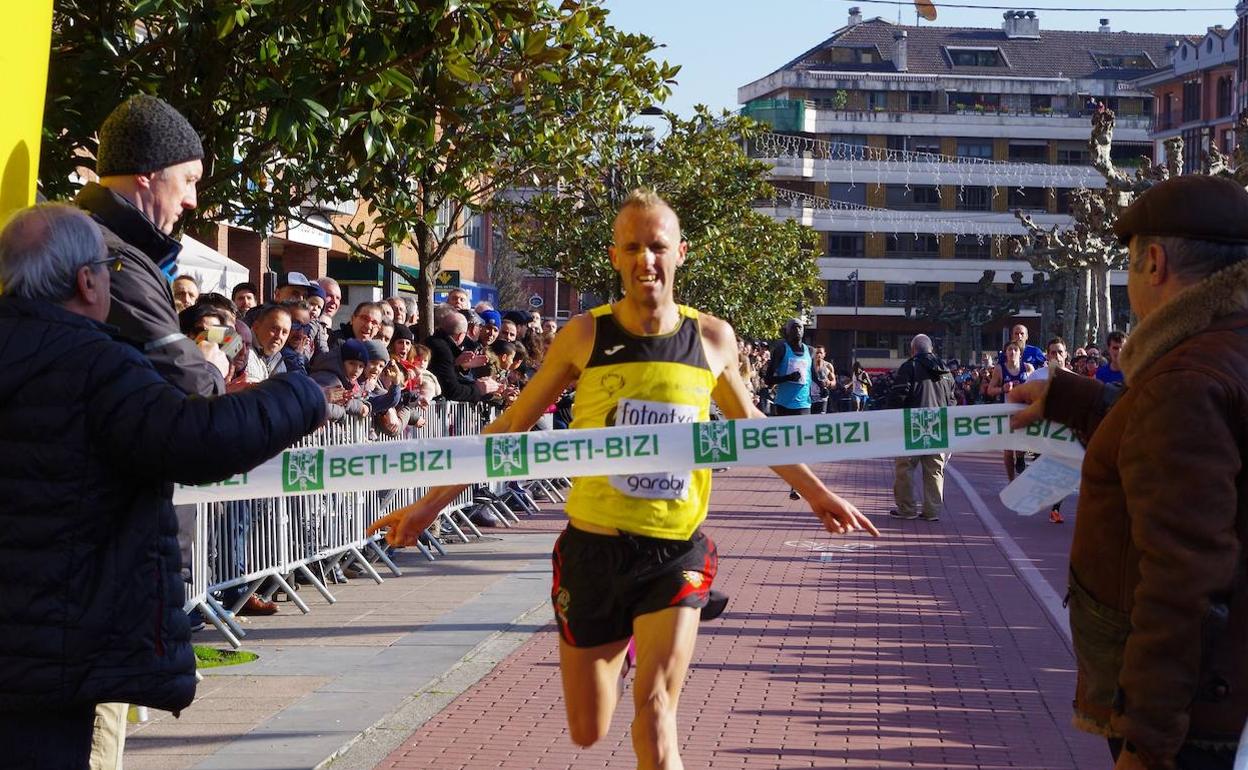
[1094,265,1113,344]
[1061,275,1078,347]
[415,184,438,340]
[1074,269,1091,348]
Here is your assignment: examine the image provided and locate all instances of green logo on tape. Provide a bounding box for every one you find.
[283,448,325,492]
[693,420,738,464]
[486,435,529,478]
[903,407,949,451]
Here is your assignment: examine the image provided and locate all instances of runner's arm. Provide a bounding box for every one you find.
[701,315,879,537]
[367,314,593,545]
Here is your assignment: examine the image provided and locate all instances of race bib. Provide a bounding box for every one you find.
[785,355,810,384]
[609,399,698,500]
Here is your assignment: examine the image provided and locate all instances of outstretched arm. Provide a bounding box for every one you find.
[368,313,593,545]
[702,316,878,537]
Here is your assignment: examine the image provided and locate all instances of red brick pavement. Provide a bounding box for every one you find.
[377,456,1106,769]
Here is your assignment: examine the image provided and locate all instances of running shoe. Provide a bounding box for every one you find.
[788,489,800,500]
[889,508,919,520]
[701,589,729,621]
[1050,507,1064,524]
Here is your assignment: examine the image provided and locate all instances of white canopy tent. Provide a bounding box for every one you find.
[176,234,249,297]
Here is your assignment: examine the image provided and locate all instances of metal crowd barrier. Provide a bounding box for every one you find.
[184,399,552,647]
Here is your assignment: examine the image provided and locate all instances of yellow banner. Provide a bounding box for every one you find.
[0,0,54,223]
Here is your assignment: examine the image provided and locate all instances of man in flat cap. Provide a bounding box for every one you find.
[1010,174,1248,770]
[75,94,225,397]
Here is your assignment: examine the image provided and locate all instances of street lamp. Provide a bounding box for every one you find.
[848,269,860,369]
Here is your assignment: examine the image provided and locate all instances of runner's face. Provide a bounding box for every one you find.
[1011,325,1027,344]
[609,205,686,305]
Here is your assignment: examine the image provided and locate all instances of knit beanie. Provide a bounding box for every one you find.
[363,340,390,363]
[97,95,205,176]
[340,339,370,364]
[390,324,414,343]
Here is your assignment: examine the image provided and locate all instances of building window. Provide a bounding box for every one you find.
[1218,76,1234,118]
[1093,52,1153,69]
[1056,141,1090,165]
[1109,143,1150,168]
[949,93,1001,112]
[1008,187,1048,211]
[826,232,865,258]
[914,282,940,305]
[957,186,992,211]
[828,46,880,65]
[1160,93,1175,130]
[885,233,940,257]
[826,280,865,306]
[946,47,1004,67]
[1008,142,1048,163]
[908,91,936,112]
[1055,188,1078,215]
[885,185,941,210]
[883,284,912,305]
[867,91,888,110]
[1182,79,1202,122]
[827,183,867,205]
[461,209,484,251]
[886,135,940,155]
[954,235,993,259]
[956,139,994,159]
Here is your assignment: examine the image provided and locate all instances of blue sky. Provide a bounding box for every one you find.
[600,1,1238,116]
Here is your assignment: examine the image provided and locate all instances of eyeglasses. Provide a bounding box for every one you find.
[91,256,123,272]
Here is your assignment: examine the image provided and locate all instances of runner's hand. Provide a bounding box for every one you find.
[808,488,880,537]
[1007,378,1049,429]
[368,499,441,546]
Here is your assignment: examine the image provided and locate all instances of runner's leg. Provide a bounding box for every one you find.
[559,636,631,747]
[630,605,701,770]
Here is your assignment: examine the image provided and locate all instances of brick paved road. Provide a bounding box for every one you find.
[374,456,1106,770]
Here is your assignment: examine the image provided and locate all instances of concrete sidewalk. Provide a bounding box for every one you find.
[124,526,565,770]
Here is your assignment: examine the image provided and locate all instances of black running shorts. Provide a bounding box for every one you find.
[550,525,718,648]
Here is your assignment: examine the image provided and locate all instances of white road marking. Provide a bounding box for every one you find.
[947,464,1072,648]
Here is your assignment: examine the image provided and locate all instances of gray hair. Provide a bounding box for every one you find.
[439,305,467,335]
[1139,235,1248,282]
[911,334,933,354]
[0,204,106,302]
[402,296,418,319]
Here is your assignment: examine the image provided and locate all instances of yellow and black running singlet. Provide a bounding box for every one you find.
[563,304,717,540]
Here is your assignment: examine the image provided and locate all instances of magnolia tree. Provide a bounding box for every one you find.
[44,0,675,334]
[1012,105,1248,346]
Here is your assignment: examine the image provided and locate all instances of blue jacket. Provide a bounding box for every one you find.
[0,297,326,713]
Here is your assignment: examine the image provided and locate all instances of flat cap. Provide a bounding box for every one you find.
[1114,175,1248,245]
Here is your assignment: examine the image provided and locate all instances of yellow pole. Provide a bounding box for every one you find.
[0,0,54,222]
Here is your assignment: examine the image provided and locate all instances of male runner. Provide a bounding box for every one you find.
[370,191,877,770]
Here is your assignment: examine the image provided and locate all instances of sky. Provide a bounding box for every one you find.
[600,0,1238,117]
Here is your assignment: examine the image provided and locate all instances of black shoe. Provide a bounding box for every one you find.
[701,590,729,621]
[1014,453,1027,475]
[889,508,919,520]
[469,506,501,527]
[788,489,800,500]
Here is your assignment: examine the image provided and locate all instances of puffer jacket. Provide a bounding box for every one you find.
[1046,259,1248,769]
[308,347,369,421]
[0,297,326,714]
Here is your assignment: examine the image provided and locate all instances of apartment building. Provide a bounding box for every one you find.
[1133,22,1239,170]
[739,8,1182,368]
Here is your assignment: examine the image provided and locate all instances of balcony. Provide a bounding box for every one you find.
[750,134,1106,189]
[757,190,1072,236]
[807,106,1153,141]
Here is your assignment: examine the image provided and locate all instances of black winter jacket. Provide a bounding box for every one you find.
[75,182,225,397]
[0,297,326,714]
[889,352,956,410]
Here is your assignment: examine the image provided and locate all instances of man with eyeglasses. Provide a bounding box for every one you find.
[0,204,326,767]
[74,95,226,397]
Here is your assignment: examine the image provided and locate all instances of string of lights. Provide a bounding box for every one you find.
[847,0,1230,11]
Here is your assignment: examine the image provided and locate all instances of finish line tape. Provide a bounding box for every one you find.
[174,404,1082,505]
